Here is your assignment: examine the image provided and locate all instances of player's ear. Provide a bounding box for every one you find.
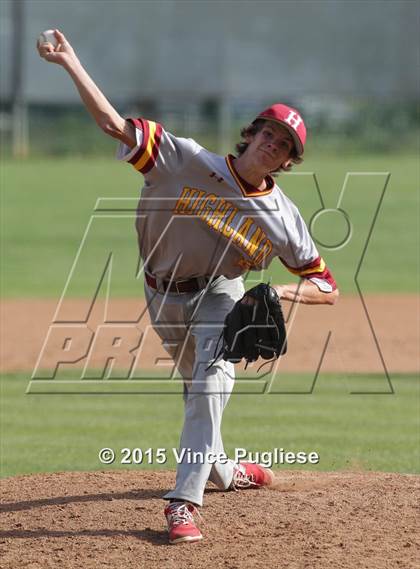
[282,159,292,169]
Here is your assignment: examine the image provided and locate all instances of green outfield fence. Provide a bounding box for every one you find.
[0,101,419,158]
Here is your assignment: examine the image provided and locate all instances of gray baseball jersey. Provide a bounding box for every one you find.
[117,118,336,291]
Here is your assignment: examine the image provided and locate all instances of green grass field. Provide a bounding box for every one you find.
[2,153,418,297]
[1,373,418,478]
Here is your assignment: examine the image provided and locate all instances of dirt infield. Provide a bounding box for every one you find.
[1,294,419,373]
[0,470,418,568]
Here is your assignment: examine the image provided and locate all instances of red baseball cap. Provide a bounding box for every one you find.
[255,103,306,156]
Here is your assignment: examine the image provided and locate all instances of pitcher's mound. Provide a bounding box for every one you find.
[1,470,418,568]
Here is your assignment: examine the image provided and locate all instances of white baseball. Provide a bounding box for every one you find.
[38,29,58,47]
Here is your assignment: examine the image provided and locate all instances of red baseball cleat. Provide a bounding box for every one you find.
[231,461,275,489]
[164,501,203,545]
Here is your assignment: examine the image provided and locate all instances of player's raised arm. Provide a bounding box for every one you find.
[37,29,136,148]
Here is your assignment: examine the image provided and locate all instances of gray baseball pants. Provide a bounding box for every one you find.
[144,275,245,507]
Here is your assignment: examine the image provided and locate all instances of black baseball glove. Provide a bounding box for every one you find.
[217,283,287,366]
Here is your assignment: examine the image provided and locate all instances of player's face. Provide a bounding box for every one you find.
[246,122,295,172]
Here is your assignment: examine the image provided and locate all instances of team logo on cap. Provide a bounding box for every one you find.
[284,111,303,130]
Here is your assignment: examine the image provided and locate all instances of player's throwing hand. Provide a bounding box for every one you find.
[37,29,76,66]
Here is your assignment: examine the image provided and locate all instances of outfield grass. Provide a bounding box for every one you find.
[1,153,418,297]
[1,373,418,478]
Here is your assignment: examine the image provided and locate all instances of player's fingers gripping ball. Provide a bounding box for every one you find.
[37,29,58,48]
[219,283,287,366]
[37,29,74,63]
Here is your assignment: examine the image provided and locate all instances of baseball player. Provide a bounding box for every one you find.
[38,30,338,545]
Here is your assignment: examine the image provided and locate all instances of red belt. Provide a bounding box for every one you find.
[145,272,216,294]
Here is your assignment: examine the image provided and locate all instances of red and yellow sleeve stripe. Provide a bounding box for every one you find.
[280,256,337,290]
[127,118,163,174]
